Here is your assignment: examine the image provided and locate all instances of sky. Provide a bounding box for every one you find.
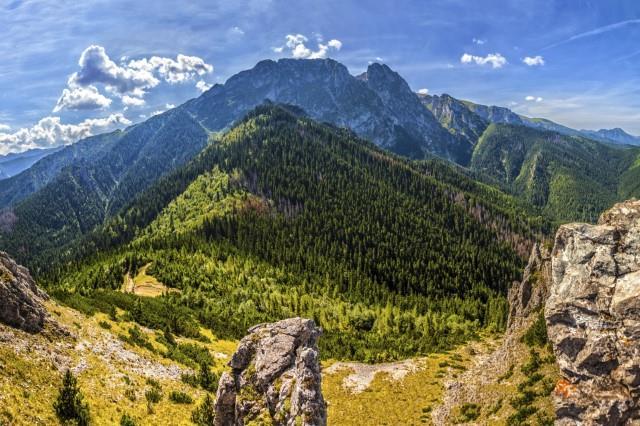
[1,0,640,154]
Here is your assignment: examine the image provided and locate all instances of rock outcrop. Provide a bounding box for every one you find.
[214,318,326,426]
[546,200,640,425]
[507,242,552,330]
[0,251,49,333]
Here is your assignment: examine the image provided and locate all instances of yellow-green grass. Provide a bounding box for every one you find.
[0,301,236,425]
[122,263,179,297]
[322,350,470,426]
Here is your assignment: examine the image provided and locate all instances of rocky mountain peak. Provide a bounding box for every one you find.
[546,199,640,424]
[214,317,326,426]
[0,251,49,333]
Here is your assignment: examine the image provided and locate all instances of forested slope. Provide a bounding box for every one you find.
[49,105,546,361]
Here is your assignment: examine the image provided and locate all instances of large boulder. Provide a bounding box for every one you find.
[214,318,326,426]
[0,251,49,333]
[546,200,640,424]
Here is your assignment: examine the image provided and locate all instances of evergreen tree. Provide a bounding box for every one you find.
[191,394,216,426]
[53,369,91,426]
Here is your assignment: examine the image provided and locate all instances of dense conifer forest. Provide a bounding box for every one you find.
[44,106,548,361]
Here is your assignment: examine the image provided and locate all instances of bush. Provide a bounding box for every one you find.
[169,390,193,404]
[98,320,112,330]
[53,370,91,426]
[521,312,547,347]
[145,387,162,404]
[120,413,136,426]
[198,362,218,392]
[191,394,215,426]
[458,403,480,422]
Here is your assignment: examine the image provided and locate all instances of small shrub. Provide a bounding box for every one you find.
[120,413,136,426]
[191,394,215,426]
[521,312,548,347]
[181,372,200,388]
[145,387,162,404]
[458,403,480,422]
[98,320,112,330]
[169,390,193,404]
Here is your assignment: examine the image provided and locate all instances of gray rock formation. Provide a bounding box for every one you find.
[214,318,326,426]
[507,242,552,330]
[546,199,640,425]
[0,251,49,333]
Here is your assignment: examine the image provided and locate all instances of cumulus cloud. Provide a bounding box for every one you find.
[53,85,112,112]
[417,88,429,95]
[69,45,159,95]
[228,26,245,36]
[525,96,543,102]
[523,55,545,66]
[0,113,131,154]
[122,95,145,107]
[0,124,10,131]
[128,54,213,84]
[53,45,214,112]
[460,52,507,68]
[275,34,343,59]
[196,80,212,92]
[472,38,486,45]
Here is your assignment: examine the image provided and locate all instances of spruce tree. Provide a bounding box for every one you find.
[53,369,91,426]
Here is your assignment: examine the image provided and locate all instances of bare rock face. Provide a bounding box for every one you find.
[507,242,552,330]
[546,200,640,425]
[214,318,326,426]
[0,251,49,333]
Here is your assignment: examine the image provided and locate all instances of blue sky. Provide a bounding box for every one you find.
[1,0,640,153]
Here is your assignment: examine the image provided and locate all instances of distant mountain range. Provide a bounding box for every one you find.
[580,127,640,146]
[0,147,61,180]
[2,58,640,269]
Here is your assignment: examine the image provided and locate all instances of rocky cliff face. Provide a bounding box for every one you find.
[185,58,465,162]
[507,242,552,331]
[0,251,49,333]
[546,200,640,424]
[214,318,326,426]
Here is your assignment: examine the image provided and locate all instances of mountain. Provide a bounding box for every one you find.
[0,132,122,207]
[0,147,61,180]
[471,123,640,223]
[49,105,545,361]
[580,127,640,146]
[185,59,467,162]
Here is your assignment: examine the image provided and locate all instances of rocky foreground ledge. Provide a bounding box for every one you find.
[214,317,326,426]
[547,200,640,424]
[0,251,49,333]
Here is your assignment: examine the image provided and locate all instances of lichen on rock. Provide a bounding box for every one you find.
[214,317,326,426]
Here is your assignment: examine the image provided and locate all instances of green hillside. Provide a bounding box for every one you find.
[48,105,545,362]
[471,123,640,223]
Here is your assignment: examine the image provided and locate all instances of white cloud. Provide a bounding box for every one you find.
[228,26,245,36]
[128,54,213,84]
[0,113,131,154]
[417,88,429,95]
[275,34,343,59]
[53,85,112,112]
[196,80,212,92]
[122,95,145,107]
[523,55,545,66]
[0,124,10,131]
[472,38,486,45]
[460,52,507,68]
[165,103,175,109]
[57,45,214,111]
[525,96,543,102]
[69,45,159,95]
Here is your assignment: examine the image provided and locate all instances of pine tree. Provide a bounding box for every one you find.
[191,394,216,426]
[53,369,91,426]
